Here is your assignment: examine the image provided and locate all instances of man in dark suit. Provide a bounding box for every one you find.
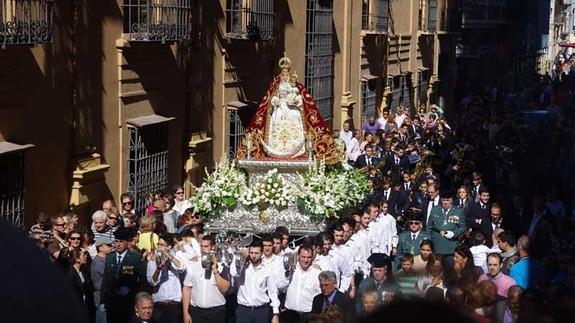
[476,203,505,247]
[384,146,410,179]
[506,194,532,237]
[421,183,440,230]
[469,171,486,202]
[380,177,407,216]
[399,171,416,195]
[465,187,491,234]
[311,271,356,323]
[128,292,158,323]
[355,144,381,169]
[102,227,147,323]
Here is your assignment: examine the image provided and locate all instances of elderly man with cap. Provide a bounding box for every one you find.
[92,235,114,323]
[395,211,430,269]
[101,227,147,323]
[429,189,466,265]
[355,253,401,313]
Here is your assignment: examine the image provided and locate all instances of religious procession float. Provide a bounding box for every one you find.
[191,56,370,237]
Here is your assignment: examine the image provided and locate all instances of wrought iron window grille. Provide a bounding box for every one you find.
[226,0,274,41]
[361,0,389,33]
[123,0,192,42]
[0,151,25,226]
[361,79,377,118]
[0,0,52,48]
[418,69,429,102]
[401,73,413,109]
[305,0,334,122]
[127,124,169,213]
[388,76,402,110]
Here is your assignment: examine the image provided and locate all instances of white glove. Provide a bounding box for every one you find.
[99,304,106,311]
[444,231,454,239]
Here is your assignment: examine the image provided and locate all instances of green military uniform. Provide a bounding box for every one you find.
[101,249,146,323]
[429,207,465,256]
[395,230,430,261]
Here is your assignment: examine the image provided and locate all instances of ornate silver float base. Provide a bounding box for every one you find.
[205,204,323,236]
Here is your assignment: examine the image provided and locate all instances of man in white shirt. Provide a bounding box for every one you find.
[371,201,398,256]
[261,234,289,292]
[182,235,230,323]
[353,210,373,278]
[313,232,352,293]
[284,244,322,322]
[147,233,188,323]
[231,241,280,323]
[331,223,354,294]
[339,121,353,146]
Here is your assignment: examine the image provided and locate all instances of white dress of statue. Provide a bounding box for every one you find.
[261,72,306,158]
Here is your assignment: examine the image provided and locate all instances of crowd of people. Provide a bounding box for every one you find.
[22,70,575,323]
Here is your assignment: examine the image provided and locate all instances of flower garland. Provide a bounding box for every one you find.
[240,169,293,209]
[190,158,247,218]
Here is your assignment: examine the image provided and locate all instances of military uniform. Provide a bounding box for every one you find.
[429,207,465,256]
[395,230,430,268]
[356,277,401,313]
[101,248,146,323]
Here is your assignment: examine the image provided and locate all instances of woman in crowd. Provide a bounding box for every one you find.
[137,215,159,253]
[413,240,434,275]
[65,248,92,317]
[416,254,447,295]
[451,245,482,290]
[162,194,179,234]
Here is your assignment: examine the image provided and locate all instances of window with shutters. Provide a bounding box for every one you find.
[0,0,52,47]
[305,0,334,122]
[361,79,377,119]
[401,73,413,109]
[226,0,273,40]
[122,0,192,42]
[388,76,401,111]
[361,0,388,33]
[428,0,437,32]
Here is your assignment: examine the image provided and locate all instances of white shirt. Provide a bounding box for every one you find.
[371,213,398,255]
[262,254,289,291]
[183,257,228,308]
[147,251,188,302]
[232,261,280,314]
[353,229,372,276]
[346,137,361,162]
[285,266,322,313]
[173,199,193,217]
[331,244,354,292]
[339,130,353,146]
[181,239,201,261]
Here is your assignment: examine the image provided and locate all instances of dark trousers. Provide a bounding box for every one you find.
[154,302,182,323]
[189,305,226,323]
[281,310,311,323]
[235,304,271,323]
[106,296,133,323]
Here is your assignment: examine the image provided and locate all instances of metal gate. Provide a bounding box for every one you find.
[226,0,274,40]
[305,0,333,122]
[128,124,169,213]
[388,76,401,111]
[0,151,24,226]
[428,0,437,32]
[401,73,413,109]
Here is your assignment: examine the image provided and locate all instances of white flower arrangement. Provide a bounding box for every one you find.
[296,160,370,221]
[192,159,368,221]
[190,158,247,218]
[240,168,294,209]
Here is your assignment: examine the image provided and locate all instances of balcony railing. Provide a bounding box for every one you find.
[123,0,192,42]
[226,0,273,40]
[362,0,389,33]
[0,0,52,47]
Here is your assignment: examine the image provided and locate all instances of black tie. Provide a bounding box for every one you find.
[405,183,408,191]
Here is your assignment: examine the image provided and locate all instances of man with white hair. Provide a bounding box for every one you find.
[92,210,114,242]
